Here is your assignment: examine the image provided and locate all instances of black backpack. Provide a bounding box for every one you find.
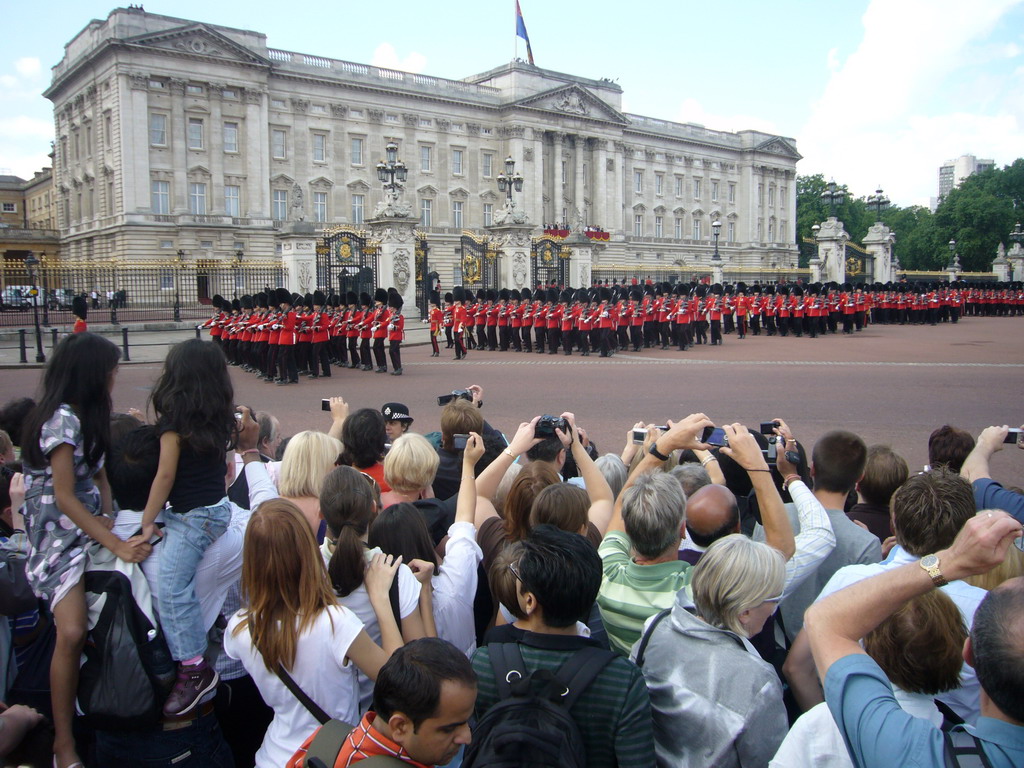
[76,548,175,729]
[462,642,616,768]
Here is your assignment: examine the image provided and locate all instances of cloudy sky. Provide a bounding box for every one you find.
[2,0,1022,207]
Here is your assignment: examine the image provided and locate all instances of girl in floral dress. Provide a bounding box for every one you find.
[21,333,151,768]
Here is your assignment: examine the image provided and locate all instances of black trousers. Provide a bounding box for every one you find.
[389,340,402,370]
[277,345,297,382]
[710,319,722,344]
[373,338,387,369]
[310,342,331,377]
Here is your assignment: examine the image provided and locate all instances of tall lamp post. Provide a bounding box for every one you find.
[821,178,845,217]
[496,156,524,207]
[376,142,408,194]
[947,239,961,271]
[173,249,185,323]
[1010,222,1024,250]
[233,249,244,299]
[711,219,722,260]
[865,187,890,222]
[23,254,45,363]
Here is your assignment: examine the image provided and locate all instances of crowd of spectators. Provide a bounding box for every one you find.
[1,334,1023,768]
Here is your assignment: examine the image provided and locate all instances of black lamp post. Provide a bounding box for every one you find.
[233,249,243,299]
[821,178,845,217]
[1010,222,1024,250]
[866,187,890,222]
[23,253,45,363]
[711,219,721,260]
[174,249,185,323]
[496,156,524,207]
[376,142,408,192]
[947,239,960,271]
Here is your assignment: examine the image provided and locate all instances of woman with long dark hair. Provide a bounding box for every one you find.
[21,333,150,768]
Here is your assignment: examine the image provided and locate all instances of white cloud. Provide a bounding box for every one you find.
[798,0,1024,207]
[14,57,41,78]
[370,43,427,74]
[0,116,53,139]
[826,47,841,73]
[673,97,781,136]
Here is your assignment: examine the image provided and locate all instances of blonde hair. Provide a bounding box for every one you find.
[383,433,439,494]
[965,546,1024,591]
[692,534,786,637]
[278,430,343,499]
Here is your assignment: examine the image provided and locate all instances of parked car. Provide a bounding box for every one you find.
[1,287,30,311]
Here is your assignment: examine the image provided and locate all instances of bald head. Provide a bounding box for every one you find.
[685,484,740,548]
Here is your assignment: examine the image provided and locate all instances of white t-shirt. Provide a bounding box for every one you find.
[320,540,421,712]
[224,606,364,768]
[432,521,483,657]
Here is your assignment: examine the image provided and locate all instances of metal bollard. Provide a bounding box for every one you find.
[121,326,131,362]
[51,328,58,349]
[195,326,201,339]
[19,329,27,364]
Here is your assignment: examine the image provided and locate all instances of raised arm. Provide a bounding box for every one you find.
[457,432,485,526]
[326,396,349,442]
[776,441,835,589]
[720,424,795,560]
[608,413,713,534]
[805,510,1022,679]
[475,416,540,502]
[559,413,614,535]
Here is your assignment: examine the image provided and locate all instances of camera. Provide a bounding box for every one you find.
[759,421,780,435]
[700,426,728,447]
[535,414,569,439]
[632,426,669,444]
[452,433,469,451]
[1004,428,1023,445]
[437,389,473,407]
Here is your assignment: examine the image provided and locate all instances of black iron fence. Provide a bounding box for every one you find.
[0,260,286,328]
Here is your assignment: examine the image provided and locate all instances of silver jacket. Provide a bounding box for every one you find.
[632,592,787,768]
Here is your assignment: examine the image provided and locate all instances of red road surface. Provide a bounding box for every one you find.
[4,318,1023,479]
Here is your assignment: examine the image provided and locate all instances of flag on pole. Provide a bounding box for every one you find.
[516,0,535,65]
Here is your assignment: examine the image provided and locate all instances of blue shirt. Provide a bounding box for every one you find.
[825,653,1024,768]
[973,478,1024,524]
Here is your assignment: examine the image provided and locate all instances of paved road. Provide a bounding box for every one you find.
[2,317,1022,477]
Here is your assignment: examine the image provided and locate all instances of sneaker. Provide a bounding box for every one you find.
[163,661,219,717]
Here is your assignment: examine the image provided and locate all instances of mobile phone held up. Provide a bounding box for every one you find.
[1006,428,1023,445]
[452,433,469,451]
[632,426,669,444]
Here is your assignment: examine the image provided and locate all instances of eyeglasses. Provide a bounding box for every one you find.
[762,590,785,611]
[507,561,527,589]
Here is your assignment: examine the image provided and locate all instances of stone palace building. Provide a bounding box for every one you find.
[45,6,800,297]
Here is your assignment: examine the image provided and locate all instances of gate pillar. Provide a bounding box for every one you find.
[368,215,419,317]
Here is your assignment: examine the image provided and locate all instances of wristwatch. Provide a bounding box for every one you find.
[648,442,670,461]
[919,554,948,588]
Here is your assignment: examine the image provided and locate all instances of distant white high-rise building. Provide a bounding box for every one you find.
[933,154,995,210]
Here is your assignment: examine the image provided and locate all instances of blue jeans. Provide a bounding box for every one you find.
[94,709,235,768]
[158,498,231,660]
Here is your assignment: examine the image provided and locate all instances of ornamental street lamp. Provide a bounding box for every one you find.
[821,178,845,217]
[866,187,890,222]
[711,219,722,260]
[23,253,45,363]
[1010,222,1024,250]
[947,239,961,271]
[496,156,525,207]
[376,142,408,192]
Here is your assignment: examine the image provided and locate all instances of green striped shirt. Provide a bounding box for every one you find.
[471,635,654,768]
[597,530,693,655]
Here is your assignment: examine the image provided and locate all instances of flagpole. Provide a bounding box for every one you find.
[513,0,518,63]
